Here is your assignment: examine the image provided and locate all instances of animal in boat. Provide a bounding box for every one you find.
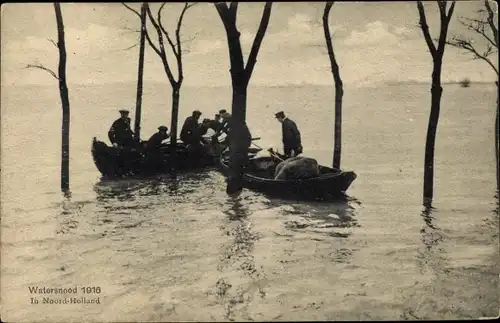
[273,156,320,180]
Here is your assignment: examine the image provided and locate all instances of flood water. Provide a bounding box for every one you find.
[1,83,498,321]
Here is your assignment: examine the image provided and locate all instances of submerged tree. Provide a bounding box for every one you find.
[446,0,498,192]
[214,2,272,196]
[214,2,273,123]
[123,2,195,147]
[416,0,456,207]
[26,3,71,194]
[323,1,344,170]
[133,3,147,140]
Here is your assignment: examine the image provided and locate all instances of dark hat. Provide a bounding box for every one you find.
[193,110,202,116]
[119,109,130,114]
[220,112,232,119]
[219,109,227,114]
[215,113,221,118]
[275,111,285,118]
[158,125,168,132]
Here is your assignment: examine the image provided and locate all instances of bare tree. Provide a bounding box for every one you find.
[323,1,343,170]
[446,0,498,192]
[214,2,273,123]
[26,3,71,194]
[123,2,195,147]
[133,3,147,140]
[417,0,456,207]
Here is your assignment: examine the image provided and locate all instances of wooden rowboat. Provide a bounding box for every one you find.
[91,137,262,178]
[218,154,357,199]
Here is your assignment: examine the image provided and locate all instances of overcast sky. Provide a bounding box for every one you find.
[1,1,498,87]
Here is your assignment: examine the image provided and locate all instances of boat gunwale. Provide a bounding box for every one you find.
[219,156,356,184]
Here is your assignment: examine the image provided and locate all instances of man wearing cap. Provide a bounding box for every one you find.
[274,111,302,159]
[146,126,170,151]
[220,112,252,195]
[108,109,136,148]
[145,125,170,170]
[180,110,203,147]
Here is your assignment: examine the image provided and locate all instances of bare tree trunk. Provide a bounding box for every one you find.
[496,81,499,193]
[54,3,70,193]
[215,2,272,123]
[231,84,248,123]
[423,62,444,206]
[170,86,180,145]
[134,3,147,140]
[215,2,272,196]
[221,22,248,122]
[417,0,455,207]
[323,1,344,170]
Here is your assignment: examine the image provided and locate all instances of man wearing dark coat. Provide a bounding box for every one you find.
[145,125,170,170]
[108,109,136,148]
[220,112,252,196]
[275,111,303,159]
[146,126,170,151]
[217,109,230,136]
[180,110,203,146]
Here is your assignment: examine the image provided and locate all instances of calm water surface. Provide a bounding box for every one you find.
[1,83,498,321]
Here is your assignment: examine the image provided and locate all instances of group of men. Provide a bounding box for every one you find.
[107,108,303,160]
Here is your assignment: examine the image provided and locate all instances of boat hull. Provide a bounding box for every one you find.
[218,155,357,199]
[91,138,220,178]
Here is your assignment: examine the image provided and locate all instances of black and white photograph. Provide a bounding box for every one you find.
[1,1,498,321]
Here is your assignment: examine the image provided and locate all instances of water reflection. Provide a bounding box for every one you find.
[265,194,361,239]
[216,196,266,321]
[417,205,446,274]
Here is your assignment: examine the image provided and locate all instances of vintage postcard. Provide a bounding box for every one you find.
[1,1,498,322]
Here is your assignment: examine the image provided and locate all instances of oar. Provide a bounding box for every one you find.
[251,142,284,162]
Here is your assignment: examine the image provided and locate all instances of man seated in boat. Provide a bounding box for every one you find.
[146,125,170,151]
[274,111,303,159]
[220,112,252,195]
[144,125,170,169]
[108,109,137,149]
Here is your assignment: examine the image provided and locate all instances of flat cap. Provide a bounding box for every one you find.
[158,125,168,131]
[275,111,285,118]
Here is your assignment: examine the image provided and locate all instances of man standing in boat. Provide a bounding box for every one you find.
[217,109,230,136]
[220,111,252,195]
[274,111,303,159]
[180,110,202,145]
[108,109,136,149]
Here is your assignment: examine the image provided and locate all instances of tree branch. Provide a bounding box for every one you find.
[47,38,58,48]
[458,16,496,48]
[244,2,272,79]
[158,2,178,57]
[146,4,176,84]
[214,2,232,31]
[26,64,59,80]
[417,1,437,58]
[122,3,141,18]
[175,2,194,83]
[229,2,238,25]
[122,3,162,57]
[484,0,498,46]
[447,38,499,75]
[436,0,455,55]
